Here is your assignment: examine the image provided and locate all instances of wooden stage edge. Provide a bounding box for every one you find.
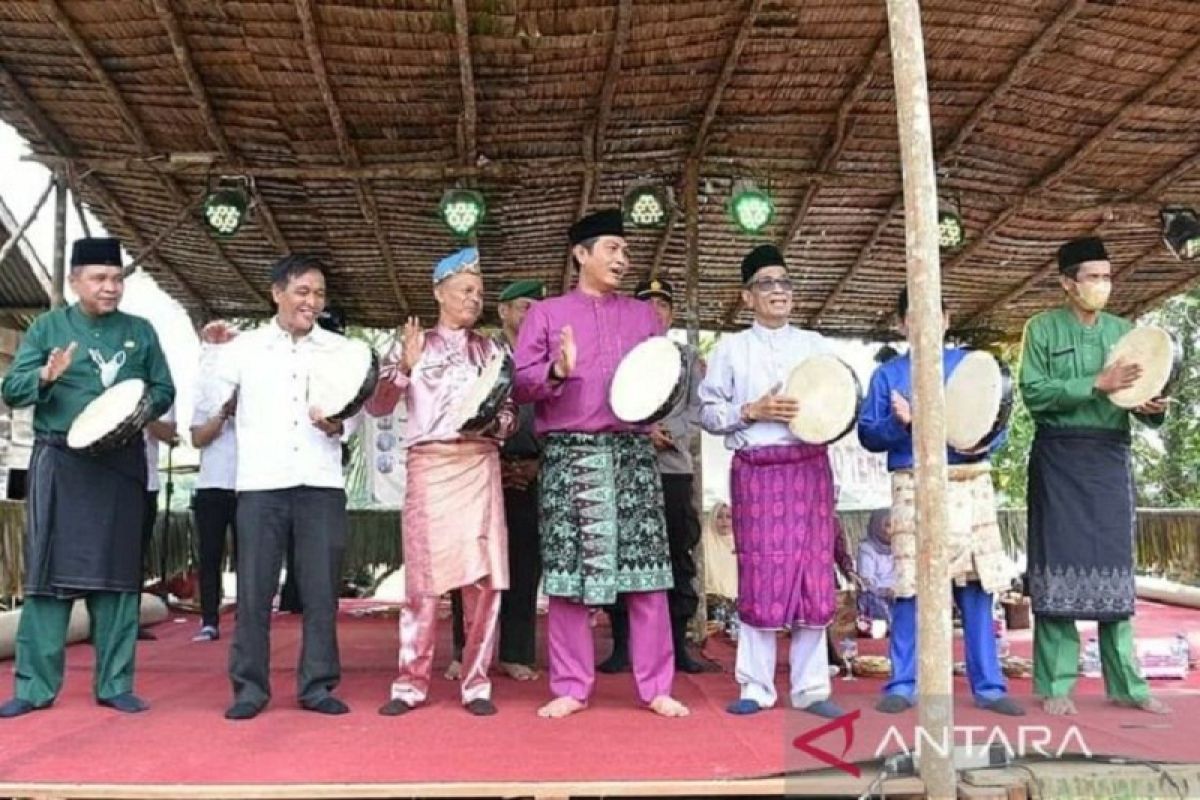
[0,771,927,800]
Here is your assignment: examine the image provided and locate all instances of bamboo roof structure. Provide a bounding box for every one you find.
[0,192,51,330]
[2,0,1200,337]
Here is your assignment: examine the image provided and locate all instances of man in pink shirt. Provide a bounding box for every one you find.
[367,247,516,717]
[513,209,687,719]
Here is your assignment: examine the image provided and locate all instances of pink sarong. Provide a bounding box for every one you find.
[730,443,836,629]
[404,440,509,597]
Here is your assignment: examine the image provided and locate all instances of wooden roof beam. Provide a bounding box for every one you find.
[294,0,409,315]
[150,0,290,256]
[779,32,889,252]
[451,0,478,167]
[0,59,211,318]
[650,0,761,293]
[562,0,634,292]
[811,0,1089,326]
[41,0,270,308]
[940,33,1200,277]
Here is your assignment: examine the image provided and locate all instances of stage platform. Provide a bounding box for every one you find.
[0,599,1197,800]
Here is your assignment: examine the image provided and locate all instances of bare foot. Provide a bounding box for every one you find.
[1042,696,1077,716]
[1114,696,1171,715]
[649,695,690,718]
[500,662,539,681]
[538,696,586,718]
[444,660,462,680]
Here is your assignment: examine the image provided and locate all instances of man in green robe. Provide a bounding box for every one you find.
[0,237,175,718]
[1018,235,1169,717]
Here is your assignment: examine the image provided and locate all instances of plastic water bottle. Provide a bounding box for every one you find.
[1175,633,1191,671]
[1081,637,1101,677]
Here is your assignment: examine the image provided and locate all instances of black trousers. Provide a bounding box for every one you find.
[140,490,158,582]
[193,488,237,628]
[499,485,541,665]
[228,487,346,707]
[606,472,701,646]
[661,473,701,622]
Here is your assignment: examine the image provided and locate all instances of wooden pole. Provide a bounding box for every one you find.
[683,158,706,639]
[0,176,54,273]
[885,1,954,797]
[51,170,67,308]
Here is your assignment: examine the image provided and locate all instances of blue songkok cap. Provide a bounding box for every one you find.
[433,247,481,284]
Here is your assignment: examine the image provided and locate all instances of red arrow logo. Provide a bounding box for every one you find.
[791,708,862,778]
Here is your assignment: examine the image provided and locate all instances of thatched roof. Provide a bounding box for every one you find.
[0,192,51,329]
[1,0,1199,337]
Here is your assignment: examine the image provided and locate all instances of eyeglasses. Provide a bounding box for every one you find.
[749,277,793,293]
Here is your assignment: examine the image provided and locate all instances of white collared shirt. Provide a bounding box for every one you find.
[192,345,238,491]
[214,319,360,492]
[144,406,176,492]
[698,321,832,450]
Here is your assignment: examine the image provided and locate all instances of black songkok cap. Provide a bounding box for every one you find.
[1057,236,1109,274]
[741,244,785,284]
[70,237,122,270]
[569,209,624,246]
[634,278,674,303]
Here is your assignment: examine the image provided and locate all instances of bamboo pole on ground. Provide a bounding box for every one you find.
[885,1,954,796]
[51,171,67,308]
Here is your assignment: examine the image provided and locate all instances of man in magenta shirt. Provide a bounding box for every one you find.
[513,209,688,719]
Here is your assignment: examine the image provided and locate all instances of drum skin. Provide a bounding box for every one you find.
[609,336,687,425]
[460,354,515,434]
[944,350,1013,453]
[783,354,863,445]
[67,378,153,454]
[327,349,380,422]
[1105,326,1183,410]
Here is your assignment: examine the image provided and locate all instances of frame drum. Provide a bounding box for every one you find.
[944,350,1013,453]
[609,336,687,425]
[784,354,862,445]
[308,338,380,422]
[1105,325,1182,410]
[454,351,515,434]
[67,378,152,453]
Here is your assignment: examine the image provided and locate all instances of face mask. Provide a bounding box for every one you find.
[1073,280,1111,311]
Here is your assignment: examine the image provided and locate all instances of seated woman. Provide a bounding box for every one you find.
[856,508,895,634]
[702,502,738,634]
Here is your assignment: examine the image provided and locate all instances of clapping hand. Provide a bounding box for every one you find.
[399,317,425,375]
[552,326,576,380]
[39,341,78,385]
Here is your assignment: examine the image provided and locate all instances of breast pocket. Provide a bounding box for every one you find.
[1048,346,1076,380]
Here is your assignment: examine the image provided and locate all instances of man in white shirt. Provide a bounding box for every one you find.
[189,321,239,642]
[216,255,359,721]
[139,408,178,641]
[698,244,844,719]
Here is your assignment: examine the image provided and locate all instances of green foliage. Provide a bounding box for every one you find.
[1132,290,1200,507]
[989,342,1035,508]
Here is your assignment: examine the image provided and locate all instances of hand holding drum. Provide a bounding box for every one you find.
[742,384,799,423]
[1099,326,1181,412]
[780,354,862,445]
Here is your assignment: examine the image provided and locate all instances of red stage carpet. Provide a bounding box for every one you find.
[0,600,1197,788]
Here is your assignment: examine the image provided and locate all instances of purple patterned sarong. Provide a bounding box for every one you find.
[730,443,836,629]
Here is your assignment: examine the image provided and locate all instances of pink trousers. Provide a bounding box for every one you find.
[547,590,674,705]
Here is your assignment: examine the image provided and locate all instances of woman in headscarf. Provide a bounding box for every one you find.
[856,508,895,628]
[702,502,737,627]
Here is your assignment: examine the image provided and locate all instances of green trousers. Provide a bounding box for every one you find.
[14,592,140,707]
[1033,616,1148,703]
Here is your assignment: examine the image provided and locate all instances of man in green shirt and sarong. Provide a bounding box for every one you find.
[1018,235,1169,717]
[0,237,175,718]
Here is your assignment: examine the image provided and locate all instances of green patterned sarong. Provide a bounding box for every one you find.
[540,433,673,606]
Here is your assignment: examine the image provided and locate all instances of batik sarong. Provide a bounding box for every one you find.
[539,432,672,606]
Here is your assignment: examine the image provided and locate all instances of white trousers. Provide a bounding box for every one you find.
[735,622,831,709]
